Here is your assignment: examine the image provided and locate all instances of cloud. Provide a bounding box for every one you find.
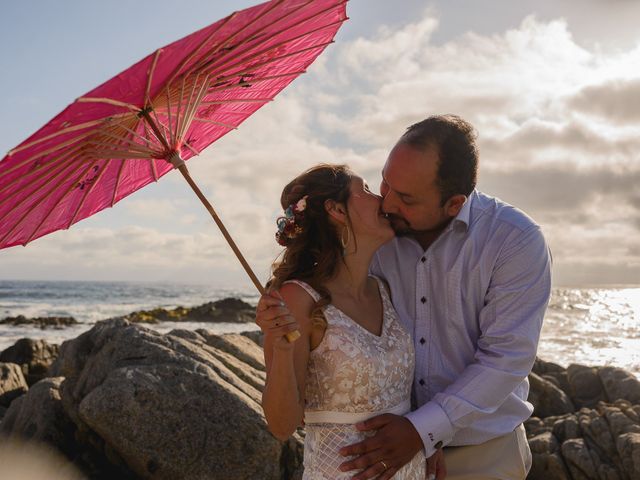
[568,79,640,123]
[3,10,640,287]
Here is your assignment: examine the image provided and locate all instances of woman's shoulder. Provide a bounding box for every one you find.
[278,281,317,320]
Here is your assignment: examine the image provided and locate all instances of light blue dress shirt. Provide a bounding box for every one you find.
[370,190,552,457]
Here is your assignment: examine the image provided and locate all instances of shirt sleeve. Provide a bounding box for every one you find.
[406,225,552,457]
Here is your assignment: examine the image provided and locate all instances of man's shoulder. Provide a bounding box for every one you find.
[471,190,540,233]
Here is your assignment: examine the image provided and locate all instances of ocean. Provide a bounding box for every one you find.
[0,280,638,379]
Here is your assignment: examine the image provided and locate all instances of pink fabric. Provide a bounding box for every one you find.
[0,0,347,249]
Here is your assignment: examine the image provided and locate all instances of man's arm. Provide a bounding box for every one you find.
[340,225,552,478]
[407,224,552,456]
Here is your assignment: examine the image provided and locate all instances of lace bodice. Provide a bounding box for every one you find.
[284,277,425,479]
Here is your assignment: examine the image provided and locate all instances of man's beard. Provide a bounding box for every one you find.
[386,214,452,238]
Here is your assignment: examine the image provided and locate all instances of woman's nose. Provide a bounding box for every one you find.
[381,191,396,213]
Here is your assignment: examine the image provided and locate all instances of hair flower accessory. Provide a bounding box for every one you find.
[276,195,308,246]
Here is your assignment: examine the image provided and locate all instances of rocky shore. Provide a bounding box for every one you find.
[0,309,638,479]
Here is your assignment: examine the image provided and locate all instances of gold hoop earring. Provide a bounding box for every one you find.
[341,224,351,251]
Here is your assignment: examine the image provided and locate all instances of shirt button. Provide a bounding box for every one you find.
[419,379,425,386]
[419,337,426,345]
[421,257,426,263]
[421,296,427,304]
[435,441,443,449]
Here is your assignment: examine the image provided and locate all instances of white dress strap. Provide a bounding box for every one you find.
[283,279,321,302]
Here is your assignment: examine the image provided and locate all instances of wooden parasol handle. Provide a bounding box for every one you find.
[174,157,300,343]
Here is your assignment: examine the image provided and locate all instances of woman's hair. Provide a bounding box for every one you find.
[269,164,354,326]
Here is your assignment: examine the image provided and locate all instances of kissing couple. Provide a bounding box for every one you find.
[256,115,551,480]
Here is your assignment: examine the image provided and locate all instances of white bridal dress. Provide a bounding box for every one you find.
[286,277,425,480]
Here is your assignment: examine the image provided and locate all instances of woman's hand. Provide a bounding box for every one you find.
[426,448,446,480]
[255,291,300,350]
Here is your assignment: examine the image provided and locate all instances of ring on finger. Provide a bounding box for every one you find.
[379,460,388,470]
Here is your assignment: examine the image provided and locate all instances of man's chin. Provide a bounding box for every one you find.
[388,219,412,236]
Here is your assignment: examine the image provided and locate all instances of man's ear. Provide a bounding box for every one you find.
[325,199,348,224]
[444,194,467,217]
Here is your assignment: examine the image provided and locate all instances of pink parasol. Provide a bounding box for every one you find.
[0,0,348,341]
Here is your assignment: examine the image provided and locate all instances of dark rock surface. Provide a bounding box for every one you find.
[119,297,256,324]
[0,338,60,386]
[1,319,301,480]
[0,362,29,407]
[0,315,78,328]
[526,358,640,479]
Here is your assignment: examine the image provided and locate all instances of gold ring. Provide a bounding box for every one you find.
[379,460,388,470]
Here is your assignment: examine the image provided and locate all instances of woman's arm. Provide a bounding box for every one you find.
[259,283,314,440]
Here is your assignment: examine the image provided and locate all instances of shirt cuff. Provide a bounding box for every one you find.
[405,401,455,457]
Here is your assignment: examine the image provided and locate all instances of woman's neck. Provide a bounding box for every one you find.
[325,243,377,299]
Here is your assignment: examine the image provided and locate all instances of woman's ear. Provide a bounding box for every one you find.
[324,199,348,224]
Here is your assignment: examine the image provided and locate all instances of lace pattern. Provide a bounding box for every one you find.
[285,277,426,479]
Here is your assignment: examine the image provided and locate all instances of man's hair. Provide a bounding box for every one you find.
[399,115,478,205]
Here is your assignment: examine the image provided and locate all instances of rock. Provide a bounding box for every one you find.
[528,372,575,417]
[529,431,559,454]
[0,338,60,386]
[0,315,78,328]
[121,297,256,324]
[603,404,640,438]
[599,366,640,404]
[616,432,640,478]
[552,414,581,444]
[52,318,299,479]
[529,452,571,480]
[240,330,264,347]
[567,364,607,409]
[524,416,549,438]
[0,377,77,458]
[0,362,28,407]
[194,331,266,372]
[561,438,598,480]
[533,357,566,376]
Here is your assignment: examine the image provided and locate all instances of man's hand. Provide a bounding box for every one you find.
[338,414,423,480]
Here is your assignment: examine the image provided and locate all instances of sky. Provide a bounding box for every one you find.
[1,0,639,289]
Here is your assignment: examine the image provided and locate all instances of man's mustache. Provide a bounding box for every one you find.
[383,212,407,223]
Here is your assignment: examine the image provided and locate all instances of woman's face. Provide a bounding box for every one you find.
[346,176,395,247]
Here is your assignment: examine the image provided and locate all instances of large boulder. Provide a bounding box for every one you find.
[566,364,607,409]
[528,372,575,418]
[599,367,640,405]
[49,318,299,479]
[0,377,77,458]
[0,338,60,386]
[0,362,28,407]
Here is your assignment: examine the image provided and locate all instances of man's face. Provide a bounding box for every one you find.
[380,142,451,236]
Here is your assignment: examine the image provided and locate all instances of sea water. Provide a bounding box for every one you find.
[0,280,638,378]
